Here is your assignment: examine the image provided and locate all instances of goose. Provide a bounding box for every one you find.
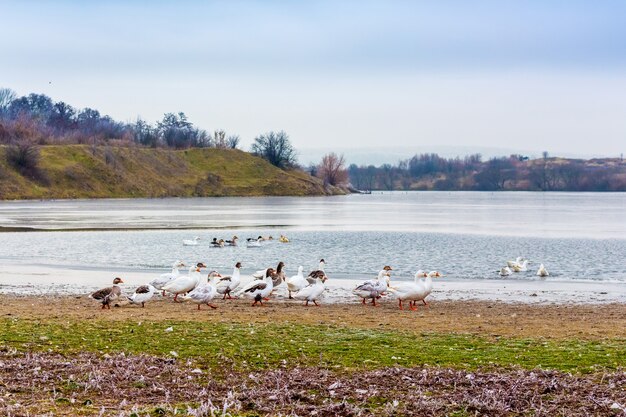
[129,284,156,308]
[279,235,289,243]
[225,236,239,246]
[408,270,441,309]
[294,275,327,306]
[236,268,275,306]
[499,266,512,277]
[286,266,307,299]
[215,262,242,299]
[247,237,262,247]
[387,270,427,310]
[507,257,524,269]
[352,267,392,306]
[537,264,549,277]
[511,259,529,272]
[253,261,286,288]
[211,239,225,248]
[183,236,201,246]
[183,271,222,310]
[149,260,186,296]
[162,262,206,302]
[307,259,327,284]
[90,277,124,309]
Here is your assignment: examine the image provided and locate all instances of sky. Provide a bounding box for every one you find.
[1,0,625,160]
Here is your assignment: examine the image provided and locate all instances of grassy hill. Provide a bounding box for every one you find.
[0,145,344,199]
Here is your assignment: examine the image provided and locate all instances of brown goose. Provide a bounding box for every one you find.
[90,277,124,309]
[307,259,327,284]
[252,261,286,288]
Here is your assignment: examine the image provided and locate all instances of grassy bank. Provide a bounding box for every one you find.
[2,318,625,373]
[0,145,343,199]
[1,298,625,416]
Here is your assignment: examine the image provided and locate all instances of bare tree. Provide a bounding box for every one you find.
[250,130,297,169]
[317,153,348,186]
[226,135,240,149]
[0,88,17,116]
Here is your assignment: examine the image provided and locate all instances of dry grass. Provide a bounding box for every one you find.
[0,351,624,416]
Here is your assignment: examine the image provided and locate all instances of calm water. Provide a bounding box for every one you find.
[0,192,625,282]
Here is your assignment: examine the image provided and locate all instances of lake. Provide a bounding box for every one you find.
[1,192,625,285]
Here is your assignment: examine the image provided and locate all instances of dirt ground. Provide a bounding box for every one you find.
[1,295,626,340]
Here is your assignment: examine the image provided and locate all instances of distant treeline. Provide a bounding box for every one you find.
[348,153,626,192]
[0,88,239,149]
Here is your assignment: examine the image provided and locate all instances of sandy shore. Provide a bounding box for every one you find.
[1,263,625,305]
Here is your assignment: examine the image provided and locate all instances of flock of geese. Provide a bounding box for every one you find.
[499,257,549,278]
[183,235,290,248]
[89,259,444,311]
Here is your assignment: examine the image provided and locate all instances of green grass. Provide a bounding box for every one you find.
[0,145,341,199]
[2,318,624,373]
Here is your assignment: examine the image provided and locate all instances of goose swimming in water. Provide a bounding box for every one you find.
[210,239,225,248]
[90,277,124,309]
[215,262,242,299]
[246,237,262,247]
[537,264,549,277]
[129,284,156,308]
[183,236,201,246]
[499,266,512,277]
[149,260,186,296]
[225,236,239,246]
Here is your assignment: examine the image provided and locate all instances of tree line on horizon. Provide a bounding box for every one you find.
[346,152,626,192]
[1,88,624,192]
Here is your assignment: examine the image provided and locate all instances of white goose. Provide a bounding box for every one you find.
[236,268,274,306]
[352,267,392,306]
[294,275,327,306]
[499,266,512,277]
[246,237,262,248]
[408,270,441,309]
[507,257,524,269]
[215,262,242,299]
[129,284,156,308]
[162,262,206,302]
[387,270,427,310]
[183,236,201,246]
[150,260,186,296]
[286,266,308,299]
[537,263,549,277]
[183,271,222,310]
[511,259,529,272]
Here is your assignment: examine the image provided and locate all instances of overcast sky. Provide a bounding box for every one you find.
[1,1,625,157]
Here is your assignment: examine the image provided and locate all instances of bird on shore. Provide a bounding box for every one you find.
[287,266,307,299]
[215,262,242,299]
[387,270,427,310]
[307,259,327,284]
[183,271,222,310]
[162,262,206,302]
[129,284,156,308]
[408,271,441,309]
[237,268,275,306]
[90,277,124,309]
[149,260,186,296]
[253,261,286,289]
[183,236,201,246]
[537,264,549,278]
[294,275,327,306]
[353,267,392,306]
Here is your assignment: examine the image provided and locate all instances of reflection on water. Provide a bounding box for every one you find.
[1,192,624,283]
[1,192,625,238]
